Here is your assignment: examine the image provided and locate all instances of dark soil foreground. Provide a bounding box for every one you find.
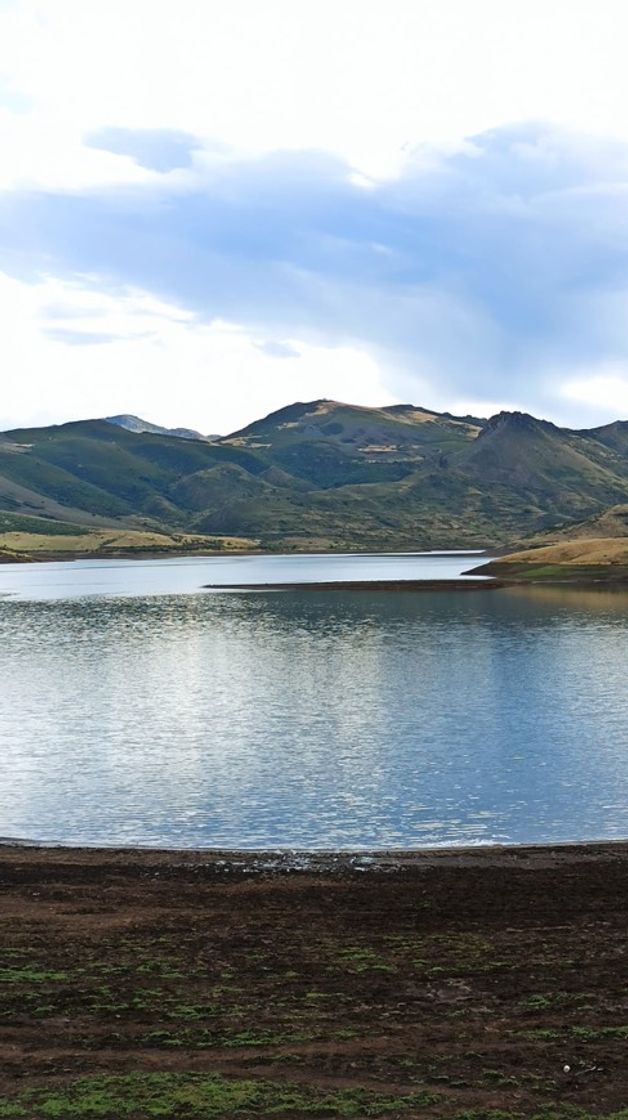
[1,843,628,1119]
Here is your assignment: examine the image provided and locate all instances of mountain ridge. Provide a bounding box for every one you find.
[105,414,221,441]
[2,399,628,553]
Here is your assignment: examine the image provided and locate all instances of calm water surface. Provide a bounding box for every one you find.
[1,552,627,849]
[0,549,486,600]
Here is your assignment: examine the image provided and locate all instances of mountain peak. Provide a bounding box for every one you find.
[226,399,335,438]
[481,410,557,437]
[105,415,217,441]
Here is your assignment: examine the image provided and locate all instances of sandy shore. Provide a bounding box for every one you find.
[1,840,628,1118]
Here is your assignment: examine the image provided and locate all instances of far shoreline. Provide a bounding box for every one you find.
[202,577,501,592]
[3,544,628,589]
[0,545,495,565]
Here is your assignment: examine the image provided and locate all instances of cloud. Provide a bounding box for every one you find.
[1,2,628,428]
[0,271,395,434]
[42,328,126,346]
[1,122,628,425]
[255,341,302,359]
[560,366,628,419]
[86,128,201,172]
[0,108,159,190]
[3,0,628,181]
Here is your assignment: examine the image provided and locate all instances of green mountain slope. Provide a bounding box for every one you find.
[451,411,628,528]
[3,401,628,551]
[223,399,482,487]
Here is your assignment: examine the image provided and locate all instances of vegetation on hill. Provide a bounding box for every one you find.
[2,400,628,554]
[0,521,256,563]
[470,538,628,583]
[532,503,628,542]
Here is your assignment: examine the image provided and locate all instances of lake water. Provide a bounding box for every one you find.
[1,552,627,850]
[0,549,487,600]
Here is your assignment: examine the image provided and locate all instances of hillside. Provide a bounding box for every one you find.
[492,538,628,566]
[0,516,255,564]
[535,502,628,541]
[2,400,628,553]
[469,536,628,583]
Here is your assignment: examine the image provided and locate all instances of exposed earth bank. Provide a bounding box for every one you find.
[1,842,628,1118]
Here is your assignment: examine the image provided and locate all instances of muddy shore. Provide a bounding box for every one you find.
[1,841,628,1117]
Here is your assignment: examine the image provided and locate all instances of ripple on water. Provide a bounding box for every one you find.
[1,559,628,847]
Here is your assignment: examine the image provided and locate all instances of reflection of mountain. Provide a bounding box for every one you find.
[500,583,628,614]
[3,399,628,549]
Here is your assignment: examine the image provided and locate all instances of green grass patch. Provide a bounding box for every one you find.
[0,1071,443,1118]
[518,991,595,1012]
[573,1024,628,1041]
[0,968,69,984]
[454,1113,628,1120]
[0,512,93,535]
[332,946,395,973]
[498,563,628,584]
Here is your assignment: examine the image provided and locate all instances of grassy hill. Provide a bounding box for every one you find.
[0,524,256,564]
[494,538,628,566]
[532,502,628,541]
[469,536,628,583]
[3,400,628,554]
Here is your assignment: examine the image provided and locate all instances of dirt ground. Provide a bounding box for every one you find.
[1,842,628,1118]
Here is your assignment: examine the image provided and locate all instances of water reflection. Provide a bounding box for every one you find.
[501,582,628,615]
[0,580,627,848]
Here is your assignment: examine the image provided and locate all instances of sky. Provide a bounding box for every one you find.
[1,1,628,434]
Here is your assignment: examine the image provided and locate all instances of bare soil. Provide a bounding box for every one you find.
[1,842,628,1118]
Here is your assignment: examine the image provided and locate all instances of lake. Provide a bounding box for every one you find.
[1,551,627,850]
[0,549,488,600]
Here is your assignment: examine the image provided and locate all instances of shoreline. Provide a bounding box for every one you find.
[0,545,495,565]
[2,836,627,870]
[202,577,501,592]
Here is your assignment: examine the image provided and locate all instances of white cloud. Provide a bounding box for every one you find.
[2,121,628,429]
[446,398,526,421]
[2,3,628,429]
[2,0,628,188]
[0,108,164,191]
[560,366,628,419]
[0,271,395,433]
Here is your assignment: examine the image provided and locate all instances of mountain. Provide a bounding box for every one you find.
[223,399,484,486]
[2,399,628,552]
[451,410,628,529]
[105,414,220,441]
